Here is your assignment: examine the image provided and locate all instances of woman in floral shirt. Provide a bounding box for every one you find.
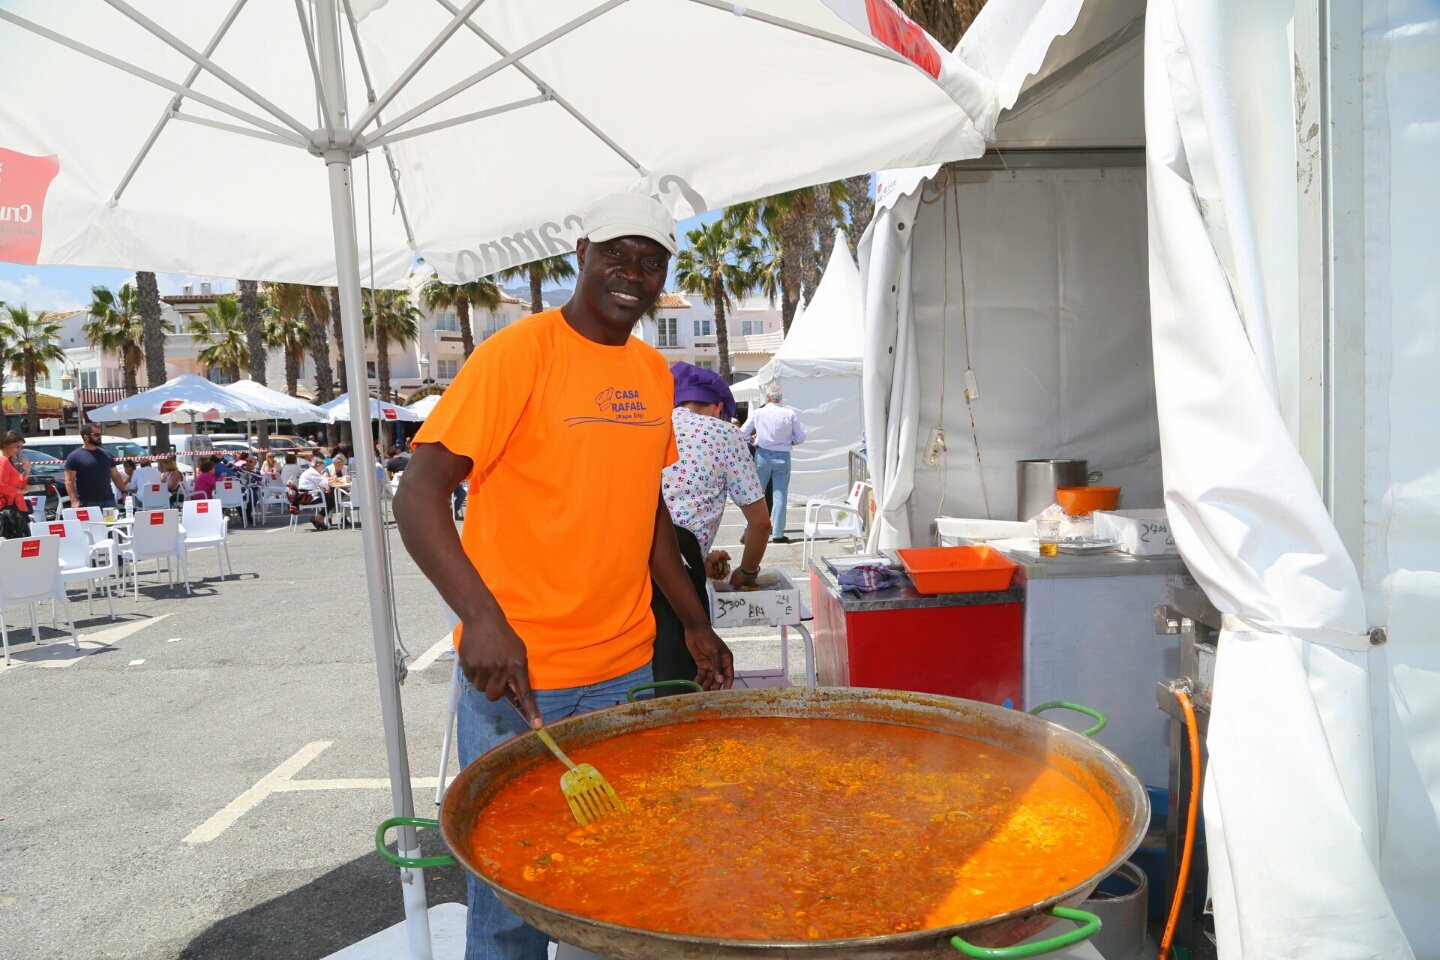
[653,363,773,685]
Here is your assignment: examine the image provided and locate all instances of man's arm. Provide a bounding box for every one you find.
[649,495,734,690]
[730,498,771,586]
[64,469,78,505]
[741,416,756,442]
[791,413,806,445]
[393,441,542,726]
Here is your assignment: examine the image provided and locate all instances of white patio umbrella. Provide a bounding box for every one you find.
[0,3,1070,955]
[226,378,333,425]
[320,392,424,423]
[84,373,279,423]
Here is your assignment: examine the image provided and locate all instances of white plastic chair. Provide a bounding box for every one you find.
[182,499,232,578]
[0,535,79,665]
[259,482,290,526]
[40,519,118,619]
[120,509,190,599]
[214,479,249,528]
[62,506,103,524]
[802,481,870,567]
[25,494,45,517]
[334,485,360,529]
[288,485,328,530]
[137,482,171,511]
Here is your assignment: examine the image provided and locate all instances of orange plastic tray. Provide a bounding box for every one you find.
[896,545,1017,595]
[1056,486,1120,516]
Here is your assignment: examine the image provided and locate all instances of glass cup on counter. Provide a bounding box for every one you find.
[1036,518,1061,558]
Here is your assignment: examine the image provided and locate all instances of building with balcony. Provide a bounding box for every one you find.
[632,293,785,379]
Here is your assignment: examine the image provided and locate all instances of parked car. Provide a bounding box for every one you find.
[254,434,319,456]
[15,449,67,518]
[26,434,192,477]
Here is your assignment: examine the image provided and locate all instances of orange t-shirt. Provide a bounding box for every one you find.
[414,309,678,689]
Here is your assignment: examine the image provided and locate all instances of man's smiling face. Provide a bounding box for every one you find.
[573,236,670,334]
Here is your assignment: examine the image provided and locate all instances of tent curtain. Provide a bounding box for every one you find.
[1144,0,1411,956]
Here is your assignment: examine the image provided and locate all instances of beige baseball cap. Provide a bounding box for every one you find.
[580,192,678,255]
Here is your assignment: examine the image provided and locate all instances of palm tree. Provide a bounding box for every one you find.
[729,191,812,333]
[674,220,756,381]
[844,174,875,253]
[301,287,335,404]
[261,283,310,398]
[364,288,421,448]
[190,295,248,383]
[237,281,267,386]
[419,273,502,358]
[811,181,847,294]
[1,305,65,434]
[897,0,987,49]
[136,271,170,450]
[83,283,147,396]
[499,254,576,315]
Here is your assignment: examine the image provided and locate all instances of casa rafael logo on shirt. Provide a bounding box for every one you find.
[594,386,649,421]
[564,386,664,429]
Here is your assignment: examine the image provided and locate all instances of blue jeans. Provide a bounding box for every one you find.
[459,662,654,960]
[753,448,791,538]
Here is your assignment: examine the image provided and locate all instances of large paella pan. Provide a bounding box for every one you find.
[378,685,1148,959]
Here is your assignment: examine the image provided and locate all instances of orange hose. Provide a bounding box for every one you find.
[1158,688,1202,960]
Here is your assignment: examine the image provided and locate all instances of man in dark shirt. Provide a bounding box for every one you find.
[64,424,128,509]
[383,445,410,478]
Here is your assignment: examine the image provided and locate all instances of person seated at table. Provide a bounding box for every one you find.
[192,457,219,499]
[326,452,348,482]
[258,451,280,482]
[384,445,410,478]
[213,455,238,480]
[294,455,336,530]
[118,460,139,496]
[158,457,184,506]
[129,458,161,494]
[279,452,306,488]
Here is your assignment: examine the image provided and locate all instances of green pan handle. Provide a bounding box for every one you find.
[1029,701,1107,737]
[627,680,703,702]
[949,907,1102,958]
[375,817,456,869]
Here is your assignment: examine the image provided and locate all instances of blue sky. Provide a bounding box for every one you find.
[0,209,725,314]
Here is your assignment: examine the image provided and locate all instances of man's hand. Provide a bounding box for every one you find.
[458,607,542,728]
[704,550,731,580]
[684,623,734,691]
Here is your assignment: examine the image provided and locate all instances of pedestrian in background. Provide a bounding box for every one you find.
[64,424,129,510]
[742,384,805,543]
[0,431,33,538]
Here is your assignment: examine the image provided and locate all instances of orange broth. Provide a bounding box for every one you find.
[470,717,1115,941]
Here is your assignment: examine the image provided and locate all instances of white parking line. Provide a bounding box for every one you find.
[411,631,455,672]
[0,614,171,672]
[184,739,440,843]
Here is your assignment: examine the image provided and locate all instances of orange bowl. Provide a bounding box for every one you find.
[1056,486,1120,516]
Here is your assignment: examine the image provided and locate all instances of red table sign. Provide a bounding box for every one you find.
[20,539,40,558]
[49,523,66,536]
[196,501,210,513]
[150,512,166,525]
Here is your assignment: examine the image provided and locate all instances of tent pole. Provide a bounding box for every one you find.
[315,1,433,957]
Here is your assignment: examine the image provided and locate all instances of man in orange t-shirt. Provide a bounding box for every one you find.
[395,193,733,960]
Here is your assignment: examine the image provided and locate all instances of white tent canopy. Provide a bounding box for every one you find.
[226,378,333,425]
[748,235,866,498]
[84,373,279,424]
[859,0,1440,956]
[321,393,424,423]
[402,394,441,420]
[729,374,764,405]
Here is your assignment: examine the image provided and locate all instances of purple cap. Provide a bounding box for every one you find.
[670,362,736,422]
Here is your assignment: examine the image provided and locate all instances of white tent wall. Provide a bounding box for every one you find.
[1363,0,1440,946]
[762,371,863,500]
[899,160,1160,535]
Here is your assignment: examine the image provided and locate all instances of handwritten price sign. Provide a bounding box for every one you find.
[708,571,802,627]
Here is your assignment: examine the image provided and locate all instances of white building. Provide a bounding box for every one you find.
[633,292,784,379]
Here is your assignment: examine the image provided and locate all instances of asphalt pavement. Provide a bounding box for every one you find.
[0,501,852,960]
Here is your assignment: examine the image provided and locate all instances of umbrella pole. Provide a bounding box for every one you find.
[316,3,432,957]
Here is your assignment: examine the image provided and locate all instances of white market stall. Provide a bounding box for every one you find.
[320,392,425,424]
[858,0,1440,957]
[746,235,866,500]
[85,373,281,425]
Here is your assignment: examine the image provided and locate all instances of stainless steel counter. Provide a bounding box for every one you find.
[929,536,1191,581]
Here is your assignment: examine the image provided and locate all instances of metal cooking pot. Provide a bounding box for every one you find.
[378,686,1149,960]
[1016,460,1101,521]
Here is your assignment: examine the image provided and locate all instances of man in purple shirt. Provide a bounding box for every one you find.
[742,384,806,542]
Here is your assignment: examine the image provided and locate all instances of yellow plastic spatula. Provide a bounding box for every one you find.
[505,696,628,825]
